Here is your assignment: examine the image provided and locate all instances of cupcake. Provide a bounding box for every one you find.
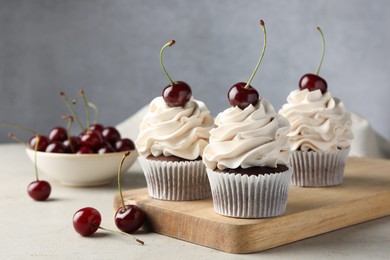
[279,27,353,187]
[203,20,292,218]
[135,40,214,200]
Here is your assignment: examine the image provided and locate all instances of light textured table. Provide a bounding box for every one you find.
[0,143,389,259]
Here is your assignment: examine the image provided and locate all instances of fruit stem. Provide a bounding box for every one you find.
[87,102,99,124]
[62,115,75,153]
[34,135,40,181]
[244,20,267,89]
[7,133,28,147]
[316,26,325,75]
[98,226,144,245]
[159,40,175,85]
[80,89,91,129]
[118,151,131,210]
[60,92,85,130]
[0,123,37,135]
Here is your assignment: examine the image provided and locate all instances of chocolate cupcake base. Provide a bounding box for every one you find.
[138,156,211,201]
[207,166,292,218]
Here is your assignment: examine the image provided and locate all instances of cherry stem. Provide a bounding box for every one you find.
[118,151,131,210]
[80,89,91,129]
[316,26,325,75]
[7,133,28,147]
[62,115,75,153]
[0,123,37,135]
[98,226,144,245]
[87,102,99,124]
[159,40,175,85]
[34,135,40,181]
[245,20,267,89]
[60,92,85,130]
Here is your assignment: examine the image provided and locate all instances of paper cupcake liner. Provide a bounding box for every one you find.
[206,167,292,218]
[138,156,211,201]
[290,148,350,187]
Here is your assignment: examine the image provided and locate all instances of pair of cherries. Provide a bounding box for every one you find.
[227,22,328,109]
[73,152,145,244]
[161,21,327,111]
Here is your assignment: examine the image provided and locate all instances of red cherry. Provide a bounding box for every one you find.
[27,180,51,201]
[63,136,81,153]
[228,82,260,109]
[115,205,145,234]
[162,81,192,107]
[48,127,68,142]
[76,146,94,154]
[102,127,121,146]
[45,141,66,153]
[89,123,104,134]
[299,27,327,94]
[115,138,135,152]
[98,141,115,154]
[228,20,266,109]
[159,40,192,107]
[79,130,103,151]
[73,207,101,236]
[299,73,327,93]
[29,135,49,151]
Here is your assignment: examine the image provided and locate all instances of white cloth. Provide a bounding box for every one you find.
[116,106,390,160]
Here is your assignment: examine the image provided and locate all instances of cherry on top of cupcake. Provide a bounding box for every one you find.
[159,40,192,107]
[228,20,267,110]
[299,26,328,94]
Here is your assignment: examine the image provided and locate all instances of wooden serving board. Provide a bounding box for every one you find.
[114,157,390,254]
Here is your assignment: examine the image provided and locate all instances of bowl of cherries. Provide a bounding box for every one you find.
[5,90,137,187]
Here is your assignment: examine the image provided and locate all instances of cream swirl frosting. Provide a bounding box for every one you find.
[279,89,353,152]
[135,97,214,160]
[203,98,291,170]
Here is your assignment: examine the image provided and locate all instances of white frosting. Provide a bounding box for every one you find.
[203,98,291,170]
[135,97,214,160]
[279,89,353,152]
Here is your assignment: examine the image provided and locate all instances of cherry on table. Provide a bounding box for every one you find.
[115,152,145,234]
[73,207,101,236]
[28,135,51,201]
[28,180,51,201]
[115,205,145,234]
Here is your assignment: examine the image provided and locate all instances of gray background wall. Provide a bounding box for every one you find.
[1,0,389,143]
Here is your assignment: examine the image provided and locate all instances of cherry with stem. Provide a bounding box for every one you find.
[27,135,51,201]
[299,26,328,93]
[160,40,192,107]
[228,20,267,109]
[115,152,145,235]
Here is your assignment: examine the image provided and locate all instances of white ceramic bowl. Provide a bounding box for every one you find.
[25,148,138,187]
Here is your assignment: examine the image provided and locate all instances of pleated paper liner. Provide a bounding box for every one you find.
[207,167,292,218]
[138,156,211,201]
[290,148,350,187]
